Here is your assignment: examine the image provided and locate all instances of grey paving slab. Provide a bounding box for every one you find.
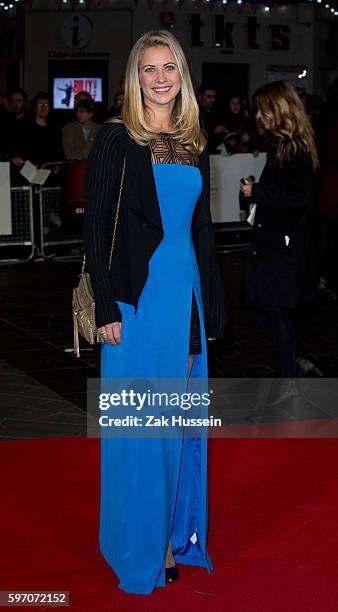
[0,359,86,439]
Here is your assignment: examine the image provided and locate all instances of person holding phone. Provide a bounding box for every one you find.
[240,81,319,397]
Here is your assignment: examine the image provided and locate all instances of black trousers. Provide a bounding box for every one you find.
[319,215,338,287]
[250,307,297,377]
[189,291,202,355]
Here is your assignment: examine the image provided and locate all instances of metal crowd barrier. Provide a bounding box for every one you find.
[1,154,257,265]
[0,186,35,264]
[36,160,85,261]
[37,185,84,260]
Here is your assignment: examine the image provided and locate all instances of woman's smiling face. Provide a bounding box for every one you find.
[138,45,181,111]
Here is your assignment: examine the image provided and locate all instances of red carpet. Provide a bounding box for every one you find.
[1,435,338,611]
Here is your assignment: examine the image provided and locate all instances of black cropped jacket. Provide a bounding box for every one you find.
[83,122,227,338]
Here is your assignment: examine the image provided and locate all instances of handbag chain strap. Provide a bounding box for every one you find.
[82,157,126,274]
[108,156,126,270]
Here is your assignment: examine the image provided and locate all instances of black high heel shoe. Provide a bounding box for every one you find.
[165,565,179,583]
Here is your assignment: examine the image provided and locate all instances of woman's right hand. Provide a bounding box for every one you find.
[240,179,253,198]
[98,322,122,345]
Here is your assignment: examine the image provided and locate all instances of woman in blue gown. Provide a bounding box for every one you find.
[84,30,226,595]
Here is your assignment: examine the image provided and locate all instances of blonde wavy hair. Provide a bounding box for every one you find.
[255,81,319,170]
[109,30,206,154]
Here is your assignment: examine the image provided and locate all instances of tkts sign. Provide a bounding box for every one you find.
[190,15,291,51]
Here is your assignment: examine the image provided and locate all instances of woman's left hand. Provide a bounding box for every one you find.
[240,180,253,198]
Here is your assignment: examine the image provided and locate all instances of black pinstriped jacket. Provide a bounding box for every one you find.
[83,122,227,338]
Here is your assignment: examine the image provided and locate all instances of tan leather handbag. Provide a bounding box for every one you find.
[72,158,126,357]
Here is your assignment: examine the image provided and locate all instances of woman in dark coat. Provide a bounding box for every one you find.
[240,81,319,382]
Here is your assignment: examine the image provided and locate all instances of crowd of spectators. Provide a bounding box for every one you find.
[0,88,108,174]
[0,81,330,169]
[197,83,268,156]
[0,87,127,176]
[0,80,337,295]
[196,82,332,160]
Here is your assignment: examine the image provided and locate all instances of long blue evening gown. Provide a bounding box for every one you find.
[100,133,213,594]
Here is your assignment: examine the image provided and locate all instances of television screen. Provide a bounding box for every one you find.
[53,77,103,109]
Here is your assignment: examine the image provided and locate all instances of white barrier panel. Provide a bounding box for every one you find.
[210,153,267,223]
[0,162,12,235]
